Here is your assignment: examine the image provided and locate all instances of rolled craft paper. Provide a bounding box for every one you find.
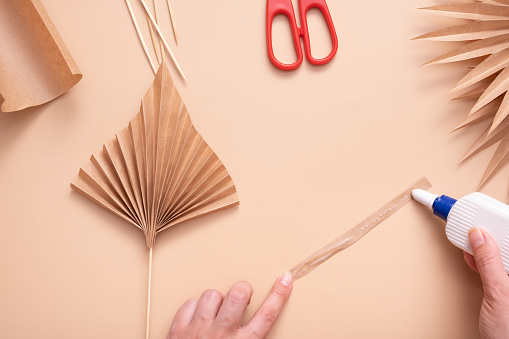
[0,0,82,112]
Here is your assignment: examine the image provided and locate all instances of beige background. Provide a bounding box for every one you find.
[1,0,506,338]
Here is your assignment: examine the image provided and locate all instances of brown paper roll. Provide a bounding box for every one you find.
[0,0,82,112]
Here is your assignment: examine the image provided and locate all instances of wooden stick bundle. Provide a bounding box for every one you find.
[124,0,184,80]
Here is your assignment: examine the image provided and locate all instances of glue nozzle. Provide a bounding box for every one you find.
[412,190,458,221]
[412,189,438,210]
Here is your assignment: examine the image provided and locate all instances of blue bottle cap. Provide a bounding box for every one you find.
[432,195,457,221]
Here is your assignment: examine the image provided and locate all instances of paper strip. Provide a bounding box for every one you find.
[289,177,432,280]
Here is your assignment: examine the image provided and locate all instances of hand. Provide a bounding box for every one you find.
[463,228,509,339]
[167,272,293,339]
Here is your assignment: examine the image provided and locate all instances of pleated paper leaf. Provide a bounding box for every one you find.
[71,62,239,248]
[413,20,509,42]
[421,3,509,21]
[460,115,509,162]
[488,0,509,6]
[480,134,509,186]
[451,49,509,94]
[423,33,509,65]
[416,1,509,186]
[451,97,500,131]
[453,82,489,100]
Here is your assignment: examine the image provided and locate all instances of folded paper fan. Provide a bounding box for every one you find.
[71,61,238,338]
[415,0,509,187]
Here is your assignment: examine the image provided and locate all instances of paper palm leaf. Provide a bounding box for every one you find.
[71,62,239,248]
[416,0,509,187]
[71,61,238,338]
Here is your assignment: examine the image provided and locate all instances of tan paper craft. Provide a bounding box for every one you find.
[415,0,509,187]
[0,0,82,112]
[290,177,432,280]
[71,61,239,338]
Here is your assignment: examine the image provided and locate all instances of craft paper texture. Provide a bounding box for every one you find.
[0,0,81,112]
[416,0,509,186]
[1,0,501,338]
[71,62,238,248]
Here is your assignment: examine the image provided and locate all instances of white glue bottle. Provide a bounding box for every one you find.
[412,189,509,274]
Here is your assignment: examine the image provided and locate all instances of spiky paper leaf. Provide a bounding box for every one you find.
[417,0,509,187]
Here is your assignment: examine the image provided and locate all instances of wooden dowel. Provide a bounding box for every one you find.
[153,0,165,61]
[139,0,187,82]
[146,13,162,64]
[166,0,179,45]
[146,247,153,339]
[124,0,157,75]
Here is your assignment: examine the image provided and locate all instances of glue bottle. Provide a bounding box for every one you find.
[412,189,509,274]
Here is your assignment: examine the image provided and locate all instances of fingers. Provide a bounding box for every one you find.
[463,252,479,273]
[193,289,224,323]
[244,271,293,338]
[215,281,253,330]
[168,276,292,339]
[468,228,508,299]
[168,299,198,337]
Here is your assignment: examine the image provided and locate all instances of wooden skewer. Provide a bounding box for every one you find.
[139,0,187,82]
[166,0,179,45]
[124,0,157,75]
[146,247,153,339]
[146,13,162,64]
[153,0,165,61]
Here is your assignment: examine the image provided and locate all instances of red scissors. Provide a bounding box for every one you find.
[266,0,338,70]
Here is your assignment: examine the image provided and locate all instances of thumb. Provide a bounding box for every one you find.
[468,228,508,299]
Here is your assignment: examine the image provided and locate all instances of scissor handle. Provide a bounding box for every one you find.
[299,0,338,65]
[266,0,304,71]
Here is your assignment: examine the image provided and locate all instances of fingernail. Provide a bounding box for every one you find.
[469,228,485,249]
[280,271,293,287]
